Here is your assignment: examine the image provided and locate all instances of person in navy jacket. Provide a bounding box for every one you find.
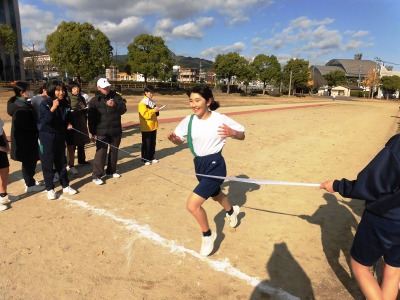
[321,134,400,299]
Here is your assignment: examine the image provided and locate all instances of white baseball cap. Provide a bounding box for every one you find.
[97,78,111,88]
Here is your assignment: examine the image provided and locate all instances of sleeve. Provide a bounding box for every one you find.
[39,100,54,125]
[114,94,127,115]
[174,116,191,141]
[333,145,400,202]
[87,98,98,135]
[138,101,155,120]
[221,114,245,133]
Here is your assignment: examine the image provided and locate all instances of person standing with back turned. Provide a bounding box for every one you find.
[167,86,245,256]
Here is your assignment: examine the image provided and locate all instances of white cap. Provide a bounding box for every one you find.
[97,78,111,88]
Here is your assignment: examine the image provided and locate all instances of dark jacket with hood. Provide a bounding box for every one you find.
[88,90,127,137]
[38,97,71,135]
[333,134,400,220]
[7,96,39,162]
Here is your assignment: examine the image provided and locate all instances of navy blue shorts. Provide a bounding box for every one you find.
[351,210,400,267]
[193,152,226,199]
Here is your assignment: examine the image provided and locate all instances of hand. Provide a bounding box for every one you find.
[106,99,115,107]
[167,132,183,145]
[0,146,9,153]
[51,99,60,111]
[67,123,73,130]
[91,135,97,143]
[154,106,160,112]
[320,180,335,193]
[218,123,236,138]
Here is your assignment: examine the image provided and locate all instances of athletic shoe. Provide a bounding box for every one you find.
[68,166,78,175]
[53,173,59,183]
[63,186,77,195]
[92,178,104,185]
[0,194,19,204]
[226,205,240,228]
[200,231,217,256]
[0,204,8,211]
[35,180,44,186]
[47,190,57,200]
[25,184,45,193]
[144,162,151,166]
[152,159,159,164]
[111,173,121,178]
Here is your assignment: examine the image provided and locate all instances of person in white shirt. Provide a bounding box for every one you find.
[167,86,245,256]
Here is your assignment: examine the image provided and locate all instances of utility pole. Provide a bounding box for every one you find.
[288,70,292,97]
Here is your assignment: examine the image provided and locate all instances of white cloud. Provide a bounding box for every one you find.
[352,30,369,38]
[19,4,58,48]
[289,16,334,29]
[153,17,214,41]
[200,42,246,59]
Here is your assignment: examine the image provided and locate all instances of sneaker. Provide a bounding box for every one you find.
[0,204,8,211]
[0,194,19,204]
[152,159,159,164]
[68,166,78,175]
[53,173,59,183]
[92,178,104,185]
[226,205,240,228]
[111,173,121,178]
[200,231,217,256]
[47,189,57,200]
[63,186,77,195]
[144,162,151,166]
[25,185,46,193]
[35,180,44,186]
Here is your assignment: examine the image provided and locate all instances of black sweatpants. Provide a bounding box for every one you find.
[92,135,121,179]
[141,130,157,163]
[39,131,69,191]
[22,158,38,187]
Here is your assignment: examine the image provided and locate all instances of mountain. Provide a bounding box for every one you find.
[114,53,213,71]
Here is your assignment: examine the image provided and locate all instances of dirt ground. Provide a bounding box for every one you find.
[0,90,399,299]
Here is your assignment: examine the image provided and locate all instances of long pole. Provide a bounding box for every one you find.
[288,70,292,97]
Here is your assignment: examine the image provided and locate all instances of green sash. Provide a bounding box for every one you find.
[187,114,197,157]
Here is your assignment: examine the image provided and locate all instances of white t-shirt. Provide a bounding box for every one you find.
[174,111,245,157]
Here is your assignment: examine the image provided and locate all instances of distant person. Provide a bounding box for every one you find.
[31,82,50,121]
[320,134,400,299]
[7,81,44,193]
[138,85,159,165]
[39,80,78,200]
[0,117,19,211]
[167,86,245,256]
[66,81,90,173]
[88,78,127,185]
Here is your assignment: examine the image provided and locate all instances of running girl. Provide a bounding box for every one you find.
[167,86,245,256]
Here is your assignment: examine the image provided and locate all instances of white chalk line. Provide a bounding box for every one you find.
[62,196,299,300]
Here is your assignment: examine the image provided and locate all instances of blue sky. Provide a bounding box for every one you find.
[18,0,400,69]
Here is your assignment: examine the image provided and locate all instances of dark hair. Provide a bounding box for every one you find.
[144,85,155,94]
[186,86,220,111]
[68,81,81,93]
[46,80,67,98]
[13,81,30,97]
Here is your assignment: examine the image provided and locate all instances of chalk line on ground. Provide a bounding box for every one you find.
[62,196,299,300]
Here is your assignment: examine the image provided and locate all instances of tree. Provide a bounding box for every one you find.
[363,67,380,98]
[380,75,400,99]
[323,70,347,87]
[0,24,16,81]
[127,34,173,83]
[237,63,256,94]
[251,54,281,94]
[46,21,112,82]
[214,52,249,93]
[282,59,309,94]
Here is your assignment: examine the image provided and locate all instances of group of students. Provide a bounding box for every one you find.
[2,79,400,297]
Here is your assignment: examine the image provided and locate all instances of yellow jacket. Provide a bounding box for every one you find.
[138,97,158,132]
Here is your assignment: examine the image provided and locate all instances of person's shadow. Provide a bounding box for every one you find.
[212,175,260,253]
[299,193,362,299]
[250,242,315,299]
